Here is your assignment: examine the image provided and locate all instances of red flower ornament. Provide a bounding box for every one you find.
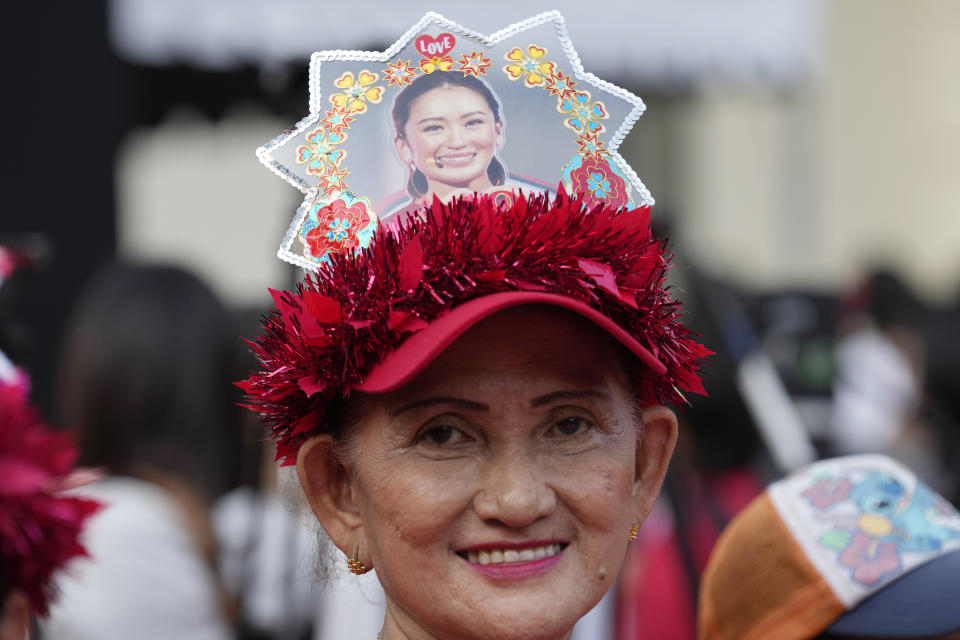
[304,198,373,260]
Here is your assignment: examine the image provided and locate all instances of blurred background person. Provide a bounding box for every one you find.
[43,264,237,640]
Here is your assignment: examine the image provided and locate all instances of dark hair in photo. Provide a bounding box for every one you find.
[57,263,237,500]
[392,72,506,198]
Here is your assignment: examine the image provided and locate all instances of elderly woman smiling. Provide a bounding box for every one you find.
[243,188,708,639]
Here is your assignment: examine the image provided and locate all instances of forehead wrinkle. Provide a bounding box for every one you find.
[424,352,605,397]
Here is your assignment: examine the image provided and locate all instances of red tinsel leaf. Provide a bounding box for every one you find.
[674,363,708,396]
[387,310,427,331]
[617,288,639,309]
[387,310,406,329]
[396,315,429,333]
[292,406,325,435]
[610,204,652,237]
[399,237,424,291]
[510,279,549,292]
[297,375,326,397]
[299,314,331,346]
[474,270,507,283]
[302,291,342,324]
[269,288,299,329]
[476,199,504,259]
[274,440,298,466]
[577,258,621,297]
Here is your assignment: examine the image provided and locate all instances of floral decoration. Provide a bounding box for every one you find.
[330,71,384,114]
[567,156,630,209]
[295,127,347,178]
[383,59,419,88]
[498,42,634,209]
[559,90,608,135]
[458,50,492,78]
[302,197,373,261]
[504,45,556,88]
[837,532,902,585]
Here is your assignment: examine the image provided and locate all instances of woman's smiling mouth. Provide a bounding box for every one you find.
[461,543,565,565]
[436,151,477,168]
[456,542,569,580]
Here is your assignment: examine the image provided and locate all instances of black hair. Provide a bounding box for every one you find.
[391,72,506,198]
[56,263,237,500]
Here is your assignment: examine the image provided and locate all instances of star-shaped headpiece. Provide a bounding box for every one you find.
[258,11,653,269]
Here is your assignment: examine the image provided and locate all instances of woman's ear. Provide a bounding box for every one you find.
[632,405,678,523]
[394,136,412,165]
[296,434,364,556]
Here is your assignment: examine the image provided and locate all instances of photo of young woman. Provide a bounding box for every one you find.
[386,72,546,219]
[393,71,505,201]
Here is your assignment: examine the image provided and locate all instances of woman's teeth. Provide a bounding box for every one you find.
[464,544,563,565]
[437,153,475,167]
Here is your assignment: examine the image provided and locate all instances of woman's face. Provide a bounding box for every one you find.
[396,85,503,197]
[299,307,677,640]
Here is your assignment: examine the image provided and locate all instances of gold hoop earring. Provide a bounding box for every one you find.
[346,554,371,575]
[628,523,639,542]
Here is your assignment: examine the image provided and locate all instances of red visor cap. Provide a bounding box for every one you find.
[355,291,667,394]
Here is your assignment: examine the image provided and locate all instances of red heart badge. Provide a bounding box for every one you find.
[415,32,456,58]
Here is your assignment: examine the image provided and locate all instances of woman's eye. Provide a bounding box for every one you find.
[550,416,592,437]
[422,124,443,133]
[465,118,484,127]
[419,425,466,445]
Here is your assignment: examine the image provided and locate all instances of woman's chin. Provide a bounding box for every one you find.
[427,167,490,192]
[424,554,600,640]
[427,606,582,640]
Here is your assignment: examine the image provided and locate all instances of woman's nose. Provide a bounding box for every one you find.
[472,451,557,528]
[445,125,467,148]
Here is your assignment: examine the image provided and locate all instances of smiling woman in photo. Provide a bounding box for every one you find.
[392,72,507,207]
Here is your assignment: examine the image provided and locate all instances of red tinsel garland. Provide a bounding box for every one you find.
[242,191,710,465]
[0,382,100,616]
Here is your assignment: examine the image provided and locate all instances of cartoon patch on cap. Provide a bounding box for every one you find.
[769,455,960,607]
